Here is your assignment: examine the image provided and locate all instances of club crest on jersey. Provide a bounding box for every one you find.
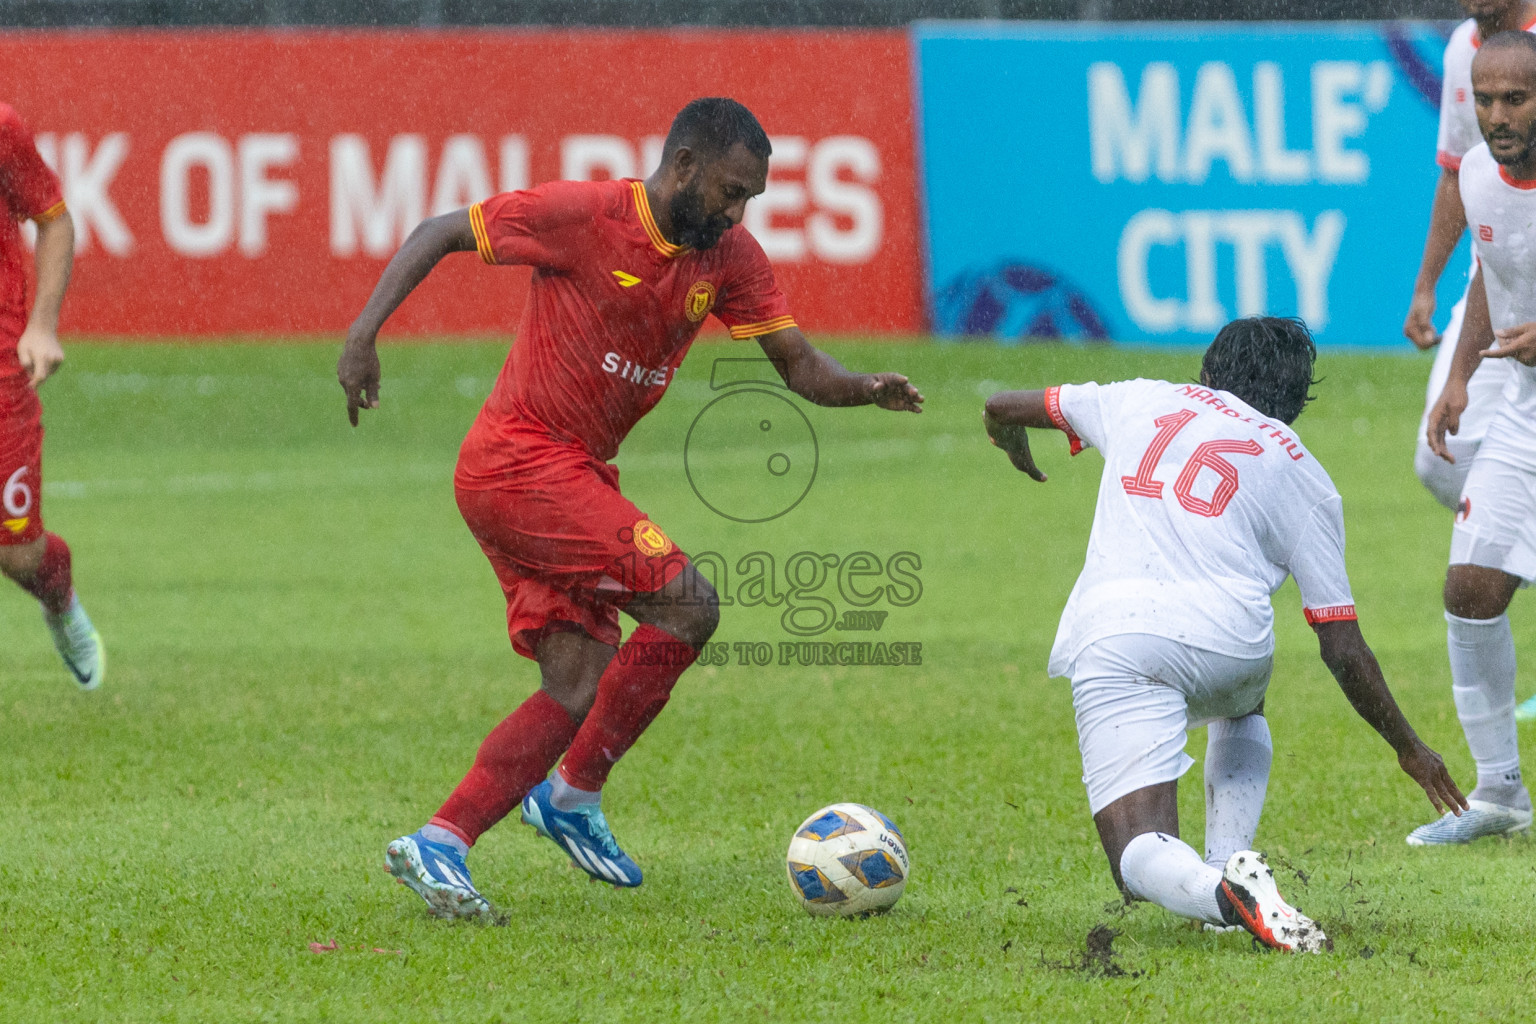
[684,281,717,323]
[1479,224,1493,242]
[631,519,675,558]
[1457,497,1472,524]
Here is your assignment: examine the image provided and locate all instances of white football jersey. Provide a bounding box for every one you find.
[1045,379,1356,677]
[1460,143,1536,460]
[1436,17,1536,170]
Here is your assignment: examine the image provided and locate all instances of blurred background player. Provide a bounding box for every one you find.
[1419,31,1536,845]
[1403,2,1536,723]
[1404,0,1532,506]
[0,101,103,690]
[338,98,923,919]
[984,317,1464,952]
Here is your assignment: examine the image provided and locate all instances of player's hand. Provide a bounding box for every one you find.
[16,324,64,388]
[983,411,1047,482]
[1487,321,1536,366]
[1426,380,1468,463]
[1397,739,1468,817]
[338,333,381,427]
[868,373,923,413]
[1403,290,1440,350]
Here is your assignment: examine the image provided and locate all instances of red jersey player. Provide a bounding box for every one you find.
[338,98,923,919]
[0,102,103,689]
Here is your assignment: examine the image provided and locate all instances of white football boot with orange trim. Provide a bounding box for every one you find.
[1218,850,1331,953]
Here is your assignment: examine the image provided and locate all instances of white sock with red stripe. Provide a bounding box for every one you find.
[1203,714,1271,868]
[1447,612,1529,809]
[1119,831,1224,925]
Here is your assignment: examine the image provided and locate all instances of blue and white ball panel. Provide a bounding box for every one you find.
[787,862,848,904]
[795,808,869,842]
[786,802,909,917]
[839,849,904,889]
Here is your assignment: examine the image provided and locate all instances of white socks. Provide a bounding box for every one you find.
[419,823,468,856]
[1447,612,1528,809]
[1204,714,1272,868]
[550,773,602,811]
[1120,831,1225,925]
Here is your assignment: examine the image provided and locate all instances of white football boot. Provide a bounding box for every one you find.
[1406,799,1533,846]
[1218,850,1331,953]
[43,594,104,691]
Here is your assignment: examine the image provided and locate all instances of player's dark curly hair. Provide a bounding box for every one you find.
[1200,316,1318,425]
[663,98,772,162]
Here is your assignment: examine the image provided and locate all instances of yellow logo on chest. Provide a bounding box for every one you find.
[685,281,717,322]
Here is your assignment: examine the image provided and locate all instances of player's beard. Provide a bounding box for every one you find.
[1487,121,1536,168]
[669,181,733,251]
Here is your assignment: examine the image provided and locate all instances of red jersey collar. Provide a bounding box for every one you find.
[1500,163,1536,189]
[628,180,689,259]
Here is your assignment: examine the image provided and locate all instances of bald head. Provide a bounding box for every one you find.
[1473,31,1536,169]
[1480,28,1536,64]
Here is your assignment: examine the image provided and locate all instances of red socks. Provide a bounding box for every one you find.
[16,532,73,615]
[558,624,699,792]
[433,689,577,846]
[432,625,699,845]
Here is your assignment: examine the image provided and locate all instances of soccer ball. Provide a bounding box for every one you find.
[785,803,909,917]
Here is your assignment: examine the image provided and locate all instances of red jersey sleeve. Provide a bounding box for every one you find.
[714,228,796,339]
[0,105,65,223]
[468,180,600,270]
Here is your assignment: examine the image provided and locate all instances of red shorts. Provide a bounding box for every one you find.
[455,437,687,660]
[0,377,44,546]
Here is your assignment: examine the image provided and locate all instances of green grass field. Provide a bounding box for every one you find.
[1,338,1530,1022]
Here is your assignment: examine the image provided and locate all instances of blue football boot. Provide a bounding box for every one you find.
[384,831,493,920]
[520,779,642,888]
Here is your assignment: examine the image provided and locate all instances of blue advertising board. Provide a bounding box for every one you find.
[915,21,1463,346]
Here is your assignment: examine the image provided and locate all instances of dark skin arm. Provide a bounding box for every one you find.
[755,326,922,412]
[1314,619,1467,816]
[1404,167,1466,350]
[981,389,1052,481]
[17,210,75,388]
[1427,262,1499,461]
[337,209,478,426]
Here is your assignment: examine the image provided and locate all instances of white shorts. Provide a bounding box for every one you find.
[1415,291,1514,511]
[1070,634,1273,815]
[1451,414,1536,585]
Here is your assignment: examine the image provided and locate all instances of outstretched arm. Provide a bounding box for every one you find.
[16,210,75,388]
[1404,168,1465,350]
[1314,619,1467,816]
[981,389,1052,482]
[338,209,478,425]
[755,326,922,412]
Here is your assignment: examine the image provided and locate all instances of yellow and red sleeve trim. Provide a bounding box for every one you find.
[32,199,67,224]
[1436,150,1462,172]
[630,180,688,259]
[468,202,496,265]
[1304,605,1357,626]
[727,315,797,340]
[1044,385,1084,455]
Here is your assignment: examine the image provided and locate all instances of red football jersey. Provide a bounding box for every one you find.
[456,178,795,483]
[0,103,65,365]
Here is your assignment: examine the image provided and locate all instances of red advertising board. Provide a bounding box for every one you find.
[0,30,922,336]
